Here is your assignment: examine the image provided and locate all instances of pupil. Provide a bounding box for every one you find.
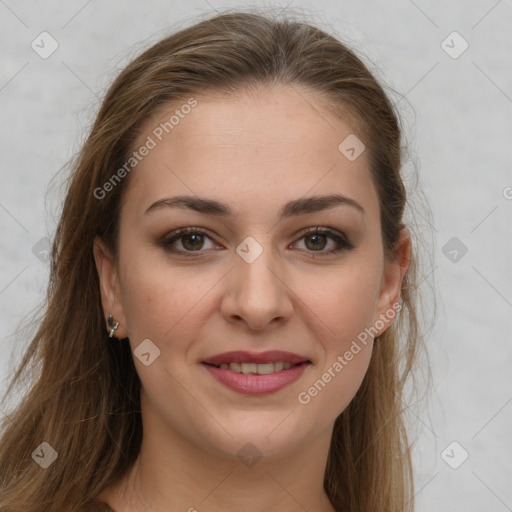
[306,234,326,251]
[183,234,203,250]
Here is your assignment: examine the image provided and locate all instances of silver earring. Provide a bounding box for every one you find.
[107,313,119,338]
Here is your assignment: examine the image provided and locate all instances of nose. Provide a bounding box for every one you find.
[220,240,293,331]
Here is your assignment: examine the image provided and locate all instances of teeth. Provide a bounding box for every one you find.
[217,361,300,374]
[250,363,273,375]
[229,362,241,372]
[241,363,257,375]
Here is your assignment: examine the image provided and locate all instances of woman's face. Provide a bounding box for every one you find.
[94,83,406,461]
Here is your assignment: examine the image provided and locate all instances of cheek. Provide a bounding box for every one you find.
[117,240,181,340]
[122,272,182,342]
[294,258,381,417]
[297,280,376,424]
[119,248,220,354]
[309,257,383,349]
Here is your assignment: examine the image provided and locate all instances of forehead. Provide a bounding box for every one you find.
[121,84,378,223]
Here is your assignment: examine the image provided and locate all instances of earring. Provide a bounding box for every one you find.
[107,313,120,338]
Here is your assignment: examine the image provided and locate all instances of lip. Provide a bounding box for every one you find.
[202,350,310,366]
[203,361,310,395]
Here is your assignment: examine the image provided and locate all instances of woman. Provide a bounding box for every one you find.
[0,10,426,512]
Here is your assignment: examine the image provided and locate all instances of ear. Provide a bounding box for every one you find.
[373,228,411,337]
[93,235,128,339]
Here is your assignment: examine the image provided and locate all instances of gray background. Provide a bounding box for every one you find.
[1,1,511,510]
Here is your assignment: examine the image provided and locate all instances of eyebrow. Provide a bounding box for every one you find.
[144,194,365,219]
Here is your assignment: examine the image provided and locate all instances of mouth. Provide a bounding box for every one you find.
[202,361,310,375]
[201,350,312,395]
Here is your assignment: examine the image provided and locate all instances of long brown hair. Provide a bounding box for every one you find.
[0,9,429,511]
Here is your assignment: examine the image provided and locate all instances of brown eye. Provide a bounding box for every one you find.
[181,233,206,251]
[304,233,329,251]
[159,228,219,255]
[294,228,354,255]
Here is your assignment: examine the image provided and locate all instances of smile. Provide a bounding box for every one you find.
[208,361,300,374]
[202,352,311,394]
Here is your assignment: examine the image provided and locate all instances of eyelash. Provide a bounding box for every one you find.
[157,226,354,257]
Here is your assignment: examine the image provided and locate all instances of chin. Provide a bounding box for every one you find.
[195,414,312,462]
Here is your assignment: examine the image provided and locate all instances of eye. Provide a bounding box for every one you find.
[292,227,354,255]
[158,226,353,257]
[158,227,220,255]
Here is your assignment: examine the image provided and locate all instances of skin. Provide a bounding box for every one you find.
[93,83,410,512]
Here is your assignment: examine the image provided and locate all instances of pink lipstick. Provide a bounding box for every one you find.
[202,350,311,395]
